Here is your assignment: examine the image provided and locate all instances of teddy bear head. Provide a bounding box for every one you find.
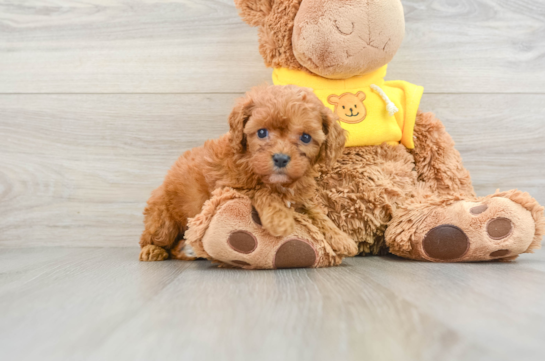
[235,0,405,79]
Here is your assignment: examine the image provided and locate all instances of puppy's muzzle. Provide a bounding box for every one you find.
[273,153,291,168]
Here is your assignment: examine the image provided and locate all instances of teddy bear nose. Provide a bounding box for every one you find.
[273,153,291,168]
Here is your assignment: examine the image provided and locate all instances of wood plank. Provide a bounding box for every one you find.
[358,253,545,360]
[0,0,544,94]
[392,0,545,94]
[0,0,271,94]
[91,255,494,361]
[0,93,543,248]
[5,248,545,361]
[0,93,235,247]
[0,248,194,361]
[418,94,545,198]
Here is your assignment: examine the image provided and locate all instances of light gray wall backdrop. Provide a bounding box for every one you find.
[0,0,544,248]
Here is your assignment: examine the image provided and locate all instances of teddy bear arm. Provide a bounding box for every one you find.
[412,110,475,198]
[300,201,359,257]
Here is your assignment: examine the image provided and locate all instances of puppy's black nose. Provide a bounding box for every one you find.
[273,153,290,168]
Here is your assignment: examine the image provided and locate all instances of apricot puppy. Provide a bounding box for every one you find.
[139,85,356,261]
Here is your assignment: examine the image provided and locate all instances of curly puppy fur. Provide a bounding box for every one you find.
[140,85,355,261]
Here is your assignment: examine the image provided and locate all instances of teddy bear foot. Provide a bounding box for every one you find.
[387,190,544,262]
[222,228,319,269]
[185,189,342,269]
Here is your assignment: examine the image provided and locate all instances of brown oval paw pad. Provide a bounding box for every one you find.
[490,249,510,258]
[228,231,257,254]
[470,204,488,215]
[487,218,513,240]
[423,225,469,261]
[274,240,317,269]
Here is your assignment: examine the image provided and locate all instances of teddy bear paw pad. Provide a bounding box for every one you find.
[469,204,488,215]
[274,239,317,269]
[228,231,257,254]
[487,218,513,240]
[490,249,510,258]
[422,225,469,261]
[414,196,536,262]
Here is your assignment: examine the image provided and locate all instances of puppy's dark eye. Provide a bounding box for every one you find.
[300,133,312,144]
[342,106,345,109]
[355,105,357,108]
[257,129,268,139]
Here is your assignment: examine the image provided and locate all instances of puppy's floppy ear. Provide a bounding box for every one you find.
[229,95,254,153]
[317,108,346,168]
[234,0,272,27]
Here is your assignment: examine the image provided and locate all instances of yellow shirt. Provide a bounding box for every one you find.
[272,65,424,148]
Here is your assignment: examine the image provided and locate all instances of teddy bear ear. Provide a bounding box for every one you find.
[234,0,273,27]
[356,91,366,101]
[327,94,340,106]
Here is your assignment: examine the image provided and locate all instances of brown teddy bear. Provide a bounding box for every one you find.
[182,0,544,268]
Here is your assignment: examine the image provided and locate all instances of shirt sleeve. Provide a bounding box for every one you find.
[385,80,424,149]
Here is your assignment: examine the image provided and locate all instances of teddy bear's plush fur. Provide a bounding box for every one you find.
[229,0,545,263]
[184,0,544,266]
[185,187,349,269]
[143,0,544,268]
[238,0,405,79]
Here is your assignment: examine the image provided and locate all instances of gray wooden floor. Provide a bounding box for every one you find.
[1,248,545,361]
[1,1,545,360]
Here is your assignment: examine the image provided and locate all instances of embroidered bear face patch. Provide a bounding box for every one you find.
[327,91,367,124]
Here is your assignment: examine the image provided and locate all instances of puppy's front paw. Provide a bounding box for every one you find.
[263,210,296,238]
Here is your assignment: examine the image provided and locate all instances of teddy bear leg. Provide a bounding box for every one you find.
[184,188,343,269]
[386,190,545,262]
[317,144,419,255]
[412,111,475,198]
[303,205,359,257]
